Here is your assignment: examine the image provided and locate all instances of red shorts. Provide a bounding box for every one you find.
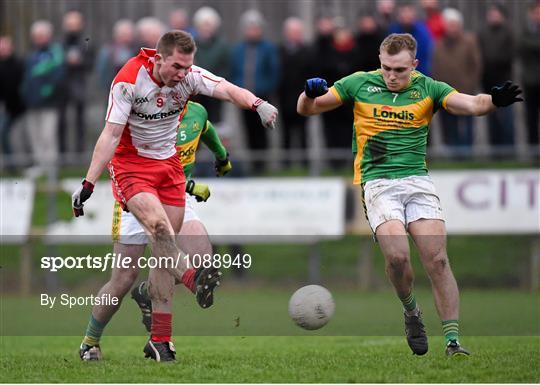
[108,153,185,209]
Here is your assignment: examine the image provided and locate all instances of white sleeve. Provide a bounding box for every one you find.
[105,82,134,125]
[187,65,223,97]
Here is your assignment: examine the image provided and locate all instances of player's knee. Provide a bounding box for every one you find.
[386,251,410,273]
[151,219,171,241]
[425,253,449,276]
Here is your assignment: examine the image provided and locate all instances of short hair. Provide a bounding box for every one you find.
[156,30,196,57]
[379,33,417,58]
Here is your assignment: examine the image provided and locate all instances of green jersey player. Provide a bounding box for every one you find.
[297,33,523,357]
[80,101,231,361]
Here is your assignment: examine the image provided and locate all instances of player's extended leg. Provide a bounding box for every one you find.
[80,244,144,361]
[175,218,221,308]
[132,217,221,333]
[376,219,428,355]
[408,219,470,356]
[127,192,187,362]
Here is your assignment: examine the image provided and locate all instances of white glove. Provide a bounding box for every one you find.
[254,100,278,130]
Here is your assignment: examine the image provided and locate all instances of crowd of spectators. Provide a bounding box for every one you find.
[0,0,539,176]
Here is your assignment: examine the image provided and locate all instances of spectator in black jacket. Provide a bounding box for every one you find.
[315,22,358,169]
[478,3,516,153]
[355,14,386,72]
[519,0,540,150]
[0,36,25,169]
[58,10,93,155]
[278,17,313,168]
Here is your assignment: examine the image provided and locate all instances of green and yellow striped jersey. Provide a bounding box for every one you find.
[331,70,456,184]
[176,101,227,179]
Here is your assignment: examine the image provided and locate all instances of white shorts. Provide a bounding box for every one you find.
[363,175,444,233]
[112,194,201,245]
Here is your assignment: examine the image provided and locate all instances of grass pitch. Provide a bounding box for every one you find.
[1,336,539,383]
[1,289,539,383]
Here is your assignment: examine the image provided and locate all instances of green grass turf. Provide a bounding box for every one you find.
[1,336,539,382]
[2,289,539,336]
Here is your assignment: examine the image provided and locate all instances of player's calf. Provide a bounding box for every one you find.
[131,281,152,332]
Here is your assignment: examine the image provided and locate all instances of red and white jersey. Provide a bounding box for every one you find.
[106,48,222,159]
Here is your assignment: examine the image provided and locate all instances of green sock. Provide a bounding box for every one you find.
[399,292,417,312]
[82,315,106,347]
[442,319,459,344]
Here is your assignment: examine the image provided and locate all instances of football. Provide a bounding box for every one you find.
[288,285,335,330]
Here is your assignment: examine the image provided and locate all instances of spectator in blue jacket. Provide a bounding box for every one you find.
[231,9,280,174]
[389,2,433,75]
[21,20,64,177]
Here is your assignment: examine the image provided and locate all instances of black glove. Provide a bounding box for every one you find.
[490,81,524,107]
[304,78,328,98]
[72,179,94,217]
[186,179,210,202]
[215,153,232,177]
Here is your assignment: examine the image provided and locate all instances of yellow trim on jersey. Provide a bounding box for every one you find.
[442,90,458,111]
[111,201,122,241]
[352,96,434,184]
[330,86,342,102]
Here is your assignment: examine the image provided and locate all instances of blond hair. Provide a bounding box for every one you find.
[380,33,417,58]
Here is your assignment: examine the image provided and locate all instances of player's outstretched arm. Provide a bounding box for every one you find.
[445,80,523,116]
[212,79,278,129]
[72,121,124,217]
[297,78,343,116]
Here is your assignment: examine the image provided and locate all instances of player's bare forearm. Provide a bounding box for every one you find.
[85,122,124,184]
[213,80,258,109]
[468,94,497,116]
[297,92,317,116]
[445,93,496,116]
[297,91,342,116]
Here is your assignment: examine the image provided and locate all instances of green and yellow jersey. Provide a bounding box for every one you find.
[330,70,456,185]
[176,101,227,179]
